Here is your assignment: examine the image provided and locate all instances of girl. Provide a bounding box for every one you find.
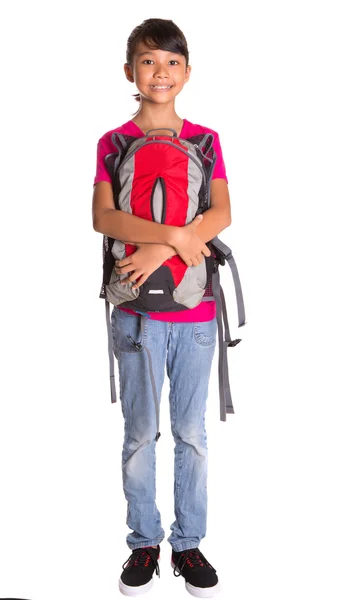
[92,18,231,598]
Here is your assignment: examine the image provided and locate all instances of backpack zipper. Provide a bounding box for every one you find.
[150,176,167,224]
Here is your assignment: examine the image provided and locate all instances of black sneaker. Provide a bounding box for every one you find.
[119,545,160,596]
[171,547,220,597]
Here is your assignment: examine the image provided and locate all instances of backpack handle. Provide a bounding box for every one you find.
[145,128,177,137]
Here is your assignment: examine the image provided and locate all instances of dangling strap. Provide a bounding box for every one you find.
[212,270,233,419]
[105,300,117,404]
[139,315,161,442]
[212,265,247,420]
[211,236,246,328]
[124,313,161,443]
[225,253,246,328]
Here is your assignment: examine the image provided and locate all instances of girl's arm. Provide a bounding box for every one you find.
[196,178,232,239]
[124,243,178,260]
[92,180,230,264]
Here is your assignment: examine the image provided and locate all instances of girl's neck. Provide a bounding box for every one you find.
[131,102,183,136]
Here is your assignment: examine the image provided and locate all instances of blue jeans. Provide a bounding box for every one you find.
[111,306,217,552]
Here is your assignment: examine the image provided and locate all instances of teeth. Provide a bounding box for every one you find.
[151,85,171,89]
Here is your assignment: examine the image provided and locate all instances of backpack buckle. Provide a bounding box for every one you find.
[127,334,142,350]
[228,338,242,347]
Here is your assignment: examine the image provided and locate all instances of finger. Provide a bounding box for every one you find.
[132,273,149,290]
[120,270,143,285]
[202,244,211,257]
[116,264,132,274]
[115,258,132,268]
[119,271,133,285]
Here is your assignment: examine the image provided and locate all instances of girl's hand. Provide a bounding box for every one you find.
[114,243,174,290]
[171,215,211,267]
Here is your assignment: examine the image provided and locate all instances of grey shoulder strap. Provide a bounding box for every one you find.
[211,236,246,327]
[210,237,246,419]
[105,300,117,404]
[212,269,244,419]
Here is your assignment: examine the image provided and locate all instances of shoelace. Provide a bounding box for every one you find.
[122,547,160,578]
[173,548,215,577]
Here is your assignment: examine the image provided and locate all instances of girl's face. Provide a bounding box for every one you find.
[124,41,191,104]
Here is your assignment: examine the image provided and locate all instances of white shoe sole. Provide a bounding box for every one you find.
[119,577,154,596]
[171,559,221,598]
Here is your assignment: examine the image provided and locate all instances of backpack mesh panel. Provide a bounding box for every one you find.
[203,280,213,297]
[203,245,217,297]
[99,235,115,298]
[100,146,127,299]
[186,135,217,213]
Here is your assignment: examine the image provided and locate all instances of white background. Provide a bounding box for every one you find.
[1,1,340,599]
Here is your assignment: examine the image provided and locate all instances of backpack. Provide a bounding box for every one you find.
[99,128,246,435]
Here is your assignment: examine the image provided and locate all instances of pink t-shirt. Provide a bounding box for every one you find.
[94,119,228,322]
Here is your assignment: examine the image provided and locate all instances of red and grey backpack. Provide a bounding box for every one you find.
[99,128,246,434]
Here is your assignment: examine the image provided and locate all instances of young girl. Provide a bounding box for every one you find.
[92,18,231,598]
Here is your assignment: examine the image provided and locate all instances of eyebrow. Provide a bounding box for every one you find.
[137,50,181,58]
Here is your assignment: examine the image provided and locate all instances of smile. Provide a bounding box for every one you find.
[150,85,173,90]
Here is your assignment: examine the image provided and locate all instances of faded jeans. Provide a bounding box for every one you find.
[111,306,217,552]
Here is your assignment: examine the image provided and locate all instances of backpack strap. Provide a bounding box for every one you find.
[105,300,117,404]
[211,236,246,327]
[107,133,128,176]
[196,133,215,157]
[138,315,161,442]
[209,237,246,419]
[105,305,161,442]
[111,132,128,150]
[212,270,236,418]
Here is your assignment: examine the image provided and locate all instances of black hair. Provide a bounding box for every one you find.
[126,18,189,104]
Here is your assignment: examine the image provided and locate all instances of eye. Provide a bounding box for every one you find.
[141,58,179,66]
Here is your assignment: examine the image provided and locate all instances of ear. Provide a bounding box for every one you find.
[124,63,134,83]
[184,64,192,83]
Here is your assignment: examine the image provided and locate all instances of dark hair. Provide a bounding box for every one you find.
[126,18,189,104]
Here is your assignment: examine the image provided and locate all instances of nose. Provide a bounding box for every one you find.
[154,63,170,79]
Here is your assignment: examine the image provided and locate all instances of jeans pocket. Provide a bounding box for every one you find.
[111,307,147,353]
[193,318,217,347]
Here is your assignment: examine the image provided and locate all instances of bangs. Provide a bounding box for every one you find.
[140,34,187,60]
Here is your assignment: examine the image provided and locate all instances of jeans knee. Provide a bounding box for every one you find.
[124,431,156,451]
[172,425,208,456]
[122,433,156,478]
